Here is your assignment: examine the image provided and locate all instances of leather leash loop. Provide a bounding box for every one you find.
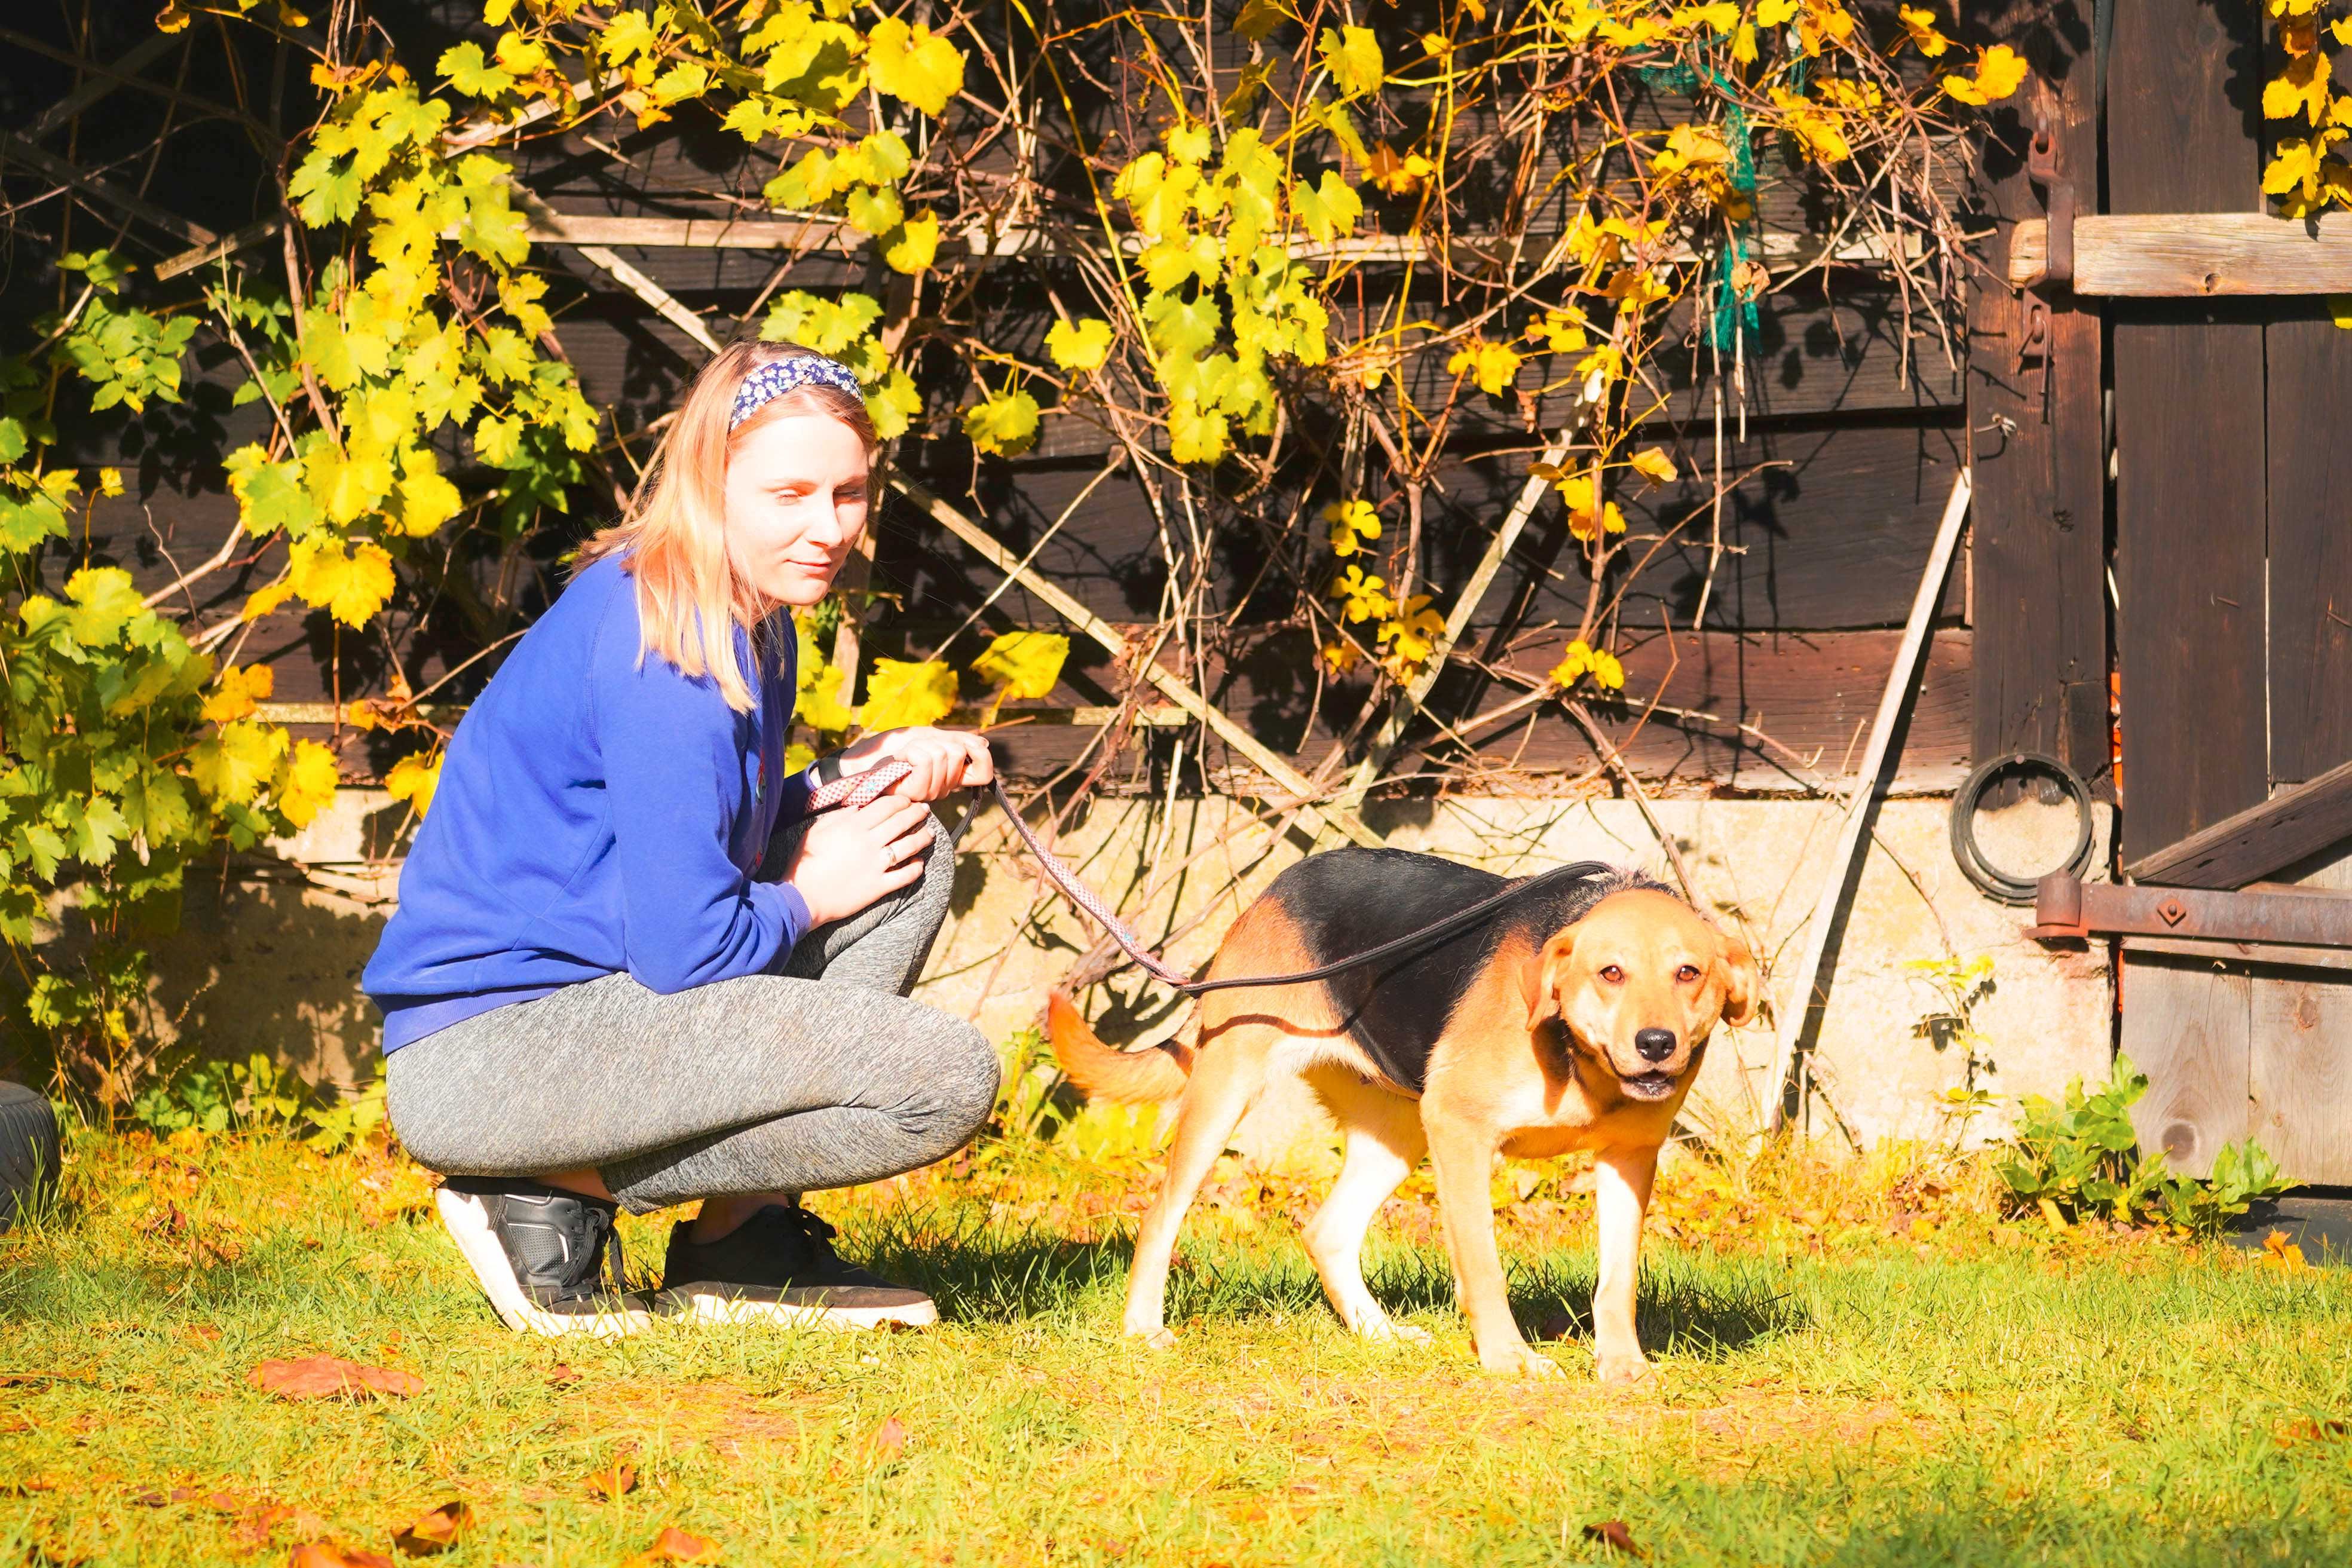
[803,753,1608,994]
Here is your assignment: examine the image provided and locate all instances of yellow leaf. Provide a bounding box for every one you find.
[881,212,940,275]
[190,721,289,807]
[275,739,340,828]
[386,752,442,817]
[1323,498,1382,558]
[867,17,967,117]
[1897,5,1950,58]
[795,622,856,733]
[241,580,297,622]
[2330,294,2352,329]
[1319,638,1363,675]
[1944,44,2029,106]
[1628,448,1679,485]
[859,657,958,731]
[289,538,397,628]
[970,630,1069,702]
[202,663,277,725]
[1446,339,1523,396]
[2266,51,2333,125]
[1546,641,1592,687]
[1591,649,1625,690]
[1045,317,1114,372]
[1329,563,1393,624]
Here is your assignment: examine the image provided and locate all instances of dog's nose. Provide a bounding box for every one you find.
[1634,1027,1677,1062]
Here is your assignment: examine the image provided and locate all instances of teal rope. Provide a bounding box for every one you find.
[1634,52,1765,354]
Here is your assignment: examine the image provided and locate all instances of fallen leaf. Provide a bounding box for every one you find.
[390,1500,472,1557]
[249,1356,424,1401]
[1582,1519,1644,1557]
[867,1414,908,1462]
[545,1365,582,1388]
[290,1542,397,1568]
[619,1526,722,1567]
[586,1463,638,1501]
[232,1503,296,1550]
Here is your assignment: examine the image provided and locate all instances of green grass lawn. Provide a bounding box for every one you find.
[4,1125,2350,1567]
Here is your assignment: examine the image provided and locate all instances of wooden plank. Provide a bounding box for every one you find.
[1965,6,2109,782]
[2010,211,2352,294]
[2121,954,2252,1180]
[2109,0,2271,864]
[2247,845,2352,1183]
[1765,470,1973,1133]
[2268,299,2352,784]
[2126,755,2352,889]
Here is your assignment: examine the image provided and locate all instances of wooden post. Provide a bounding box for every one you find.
[1965,5,2107,783]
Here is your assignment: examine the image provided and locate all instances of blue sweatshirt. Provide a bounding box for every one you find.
[362,554,814,1051]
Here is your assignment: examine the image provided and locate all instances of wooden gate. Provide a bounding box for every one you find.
[1974,0,2352,1184]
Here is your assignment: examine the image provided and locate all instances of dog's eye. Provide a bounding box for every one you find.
[1599,964,1624,983]
[1677,964,1701,982]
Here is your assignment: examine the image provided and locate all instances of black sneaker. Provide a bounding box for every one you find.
[657,1204,938,1330]
[434,1176,653,1337]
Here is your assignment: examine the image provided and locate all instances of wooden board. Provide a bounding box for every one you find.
[2108,0,2271,865]
[2126,755,2352,889]
[2121,954,2252,1180]
[1964,0,2109,783]
[2267,300,2352,785]
[2009,211,2352,294]
[2248,977,2352,1184]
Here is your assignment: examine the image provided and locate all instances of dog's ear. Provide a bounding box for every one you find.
[1716,932,1762,1026]
[1521,925,1580,1030]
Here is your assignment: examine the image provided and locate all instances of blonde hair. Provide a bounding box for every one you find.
[580,339,878,712]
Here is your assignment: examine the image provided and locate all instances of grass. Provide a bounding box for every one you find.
[4,1114,2351,1567]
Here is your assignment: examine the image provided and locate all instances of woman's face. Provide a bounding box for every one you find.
[722,408,871,608]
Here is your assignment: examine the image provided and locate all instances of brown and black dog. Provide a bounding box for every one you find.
[1048,847,1757,1382]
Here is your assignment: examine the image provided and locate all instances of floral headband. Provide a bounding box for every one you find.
[728,354,865,431]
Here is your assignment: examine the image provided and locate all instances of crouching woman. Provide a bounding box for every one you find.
[362,342,999,1337]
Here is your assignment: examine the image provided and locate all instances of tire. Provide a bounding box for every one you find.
[0,1080,61,1232]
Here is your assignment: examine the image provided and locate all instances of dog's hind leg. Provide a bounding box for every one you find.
[1301,1067,1428,1343]
[1120,1024,1274,1347]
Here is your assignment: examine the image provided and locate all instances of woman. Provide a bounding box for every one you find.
[363,341,1000,1337]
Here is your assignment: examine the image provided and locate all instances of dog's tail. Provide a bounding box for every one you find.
[1046,991,1193,1103]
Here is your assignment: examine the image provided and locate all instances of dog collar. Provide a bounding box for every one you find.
[730,354,864,430]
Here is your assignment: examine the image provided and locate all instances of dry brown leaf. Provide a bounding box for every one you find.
[618,1526,722,1567]
[390,1500,472,1557]
[249,1356,424,1401]
[289,1542,397,1568]
[586,1462,638,1501]
[866,1414,908,1463]
[545,1365,582,1388]
[232,1502,296,1551]
[1582,1520,1644,1557]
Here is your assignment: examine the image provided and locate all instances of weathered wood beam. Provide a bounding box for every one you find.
[254,700,1188,730]
[886,470,1386,850]
[2011,212,2352,295]
[0,131,213,248]
[2124,754,2352,889]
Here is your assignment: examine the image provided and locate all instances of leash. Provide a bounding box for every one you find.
[803,755,1610,995]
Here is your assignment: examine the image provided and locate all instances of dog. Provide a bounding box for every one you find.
[1047,847,1757,1382]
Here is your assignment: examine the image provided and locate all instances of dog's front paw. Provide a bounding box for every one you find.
[1478,1341,1563,1378]
[1595,1350,1654,1386]
[1125,1323,1178,1350]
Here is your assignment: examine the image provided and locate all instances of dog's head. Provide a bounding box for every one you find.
[1521,888,1759,1102]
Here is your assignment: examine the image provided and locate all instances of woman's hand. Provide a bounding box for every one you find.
[783,796,935,927]
[837,727,994,802]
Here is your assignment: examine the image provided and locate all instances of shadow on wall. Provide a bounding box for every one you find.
[142,869,393,1092]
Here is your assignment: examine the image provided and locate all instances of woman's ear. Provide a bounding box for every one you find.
[1717,933,1762,1026]
[1521,926,1580,1030]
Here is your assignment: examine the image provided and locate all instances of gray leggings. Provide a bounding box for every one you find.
[385,812,998,1214]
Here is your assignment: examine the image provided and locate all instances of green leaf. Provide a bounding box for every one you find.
[866,367,922,440]
[189,721,289,808]
[438,41,516,98]
[63,567,146,648]
[0,416,26,463]
[1045,317,1114,373]
[1291,170,1364,245]
[846,186,906,237]
[963,388,1040,457]
[867,17,967,117]
[225,444,321,538]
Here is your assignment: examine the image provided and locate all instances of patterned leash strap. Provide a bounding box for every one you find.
[804,755,1612,996]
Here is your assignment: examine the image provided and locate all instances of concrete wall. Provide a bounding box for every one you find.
[141,785,2115,1149]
